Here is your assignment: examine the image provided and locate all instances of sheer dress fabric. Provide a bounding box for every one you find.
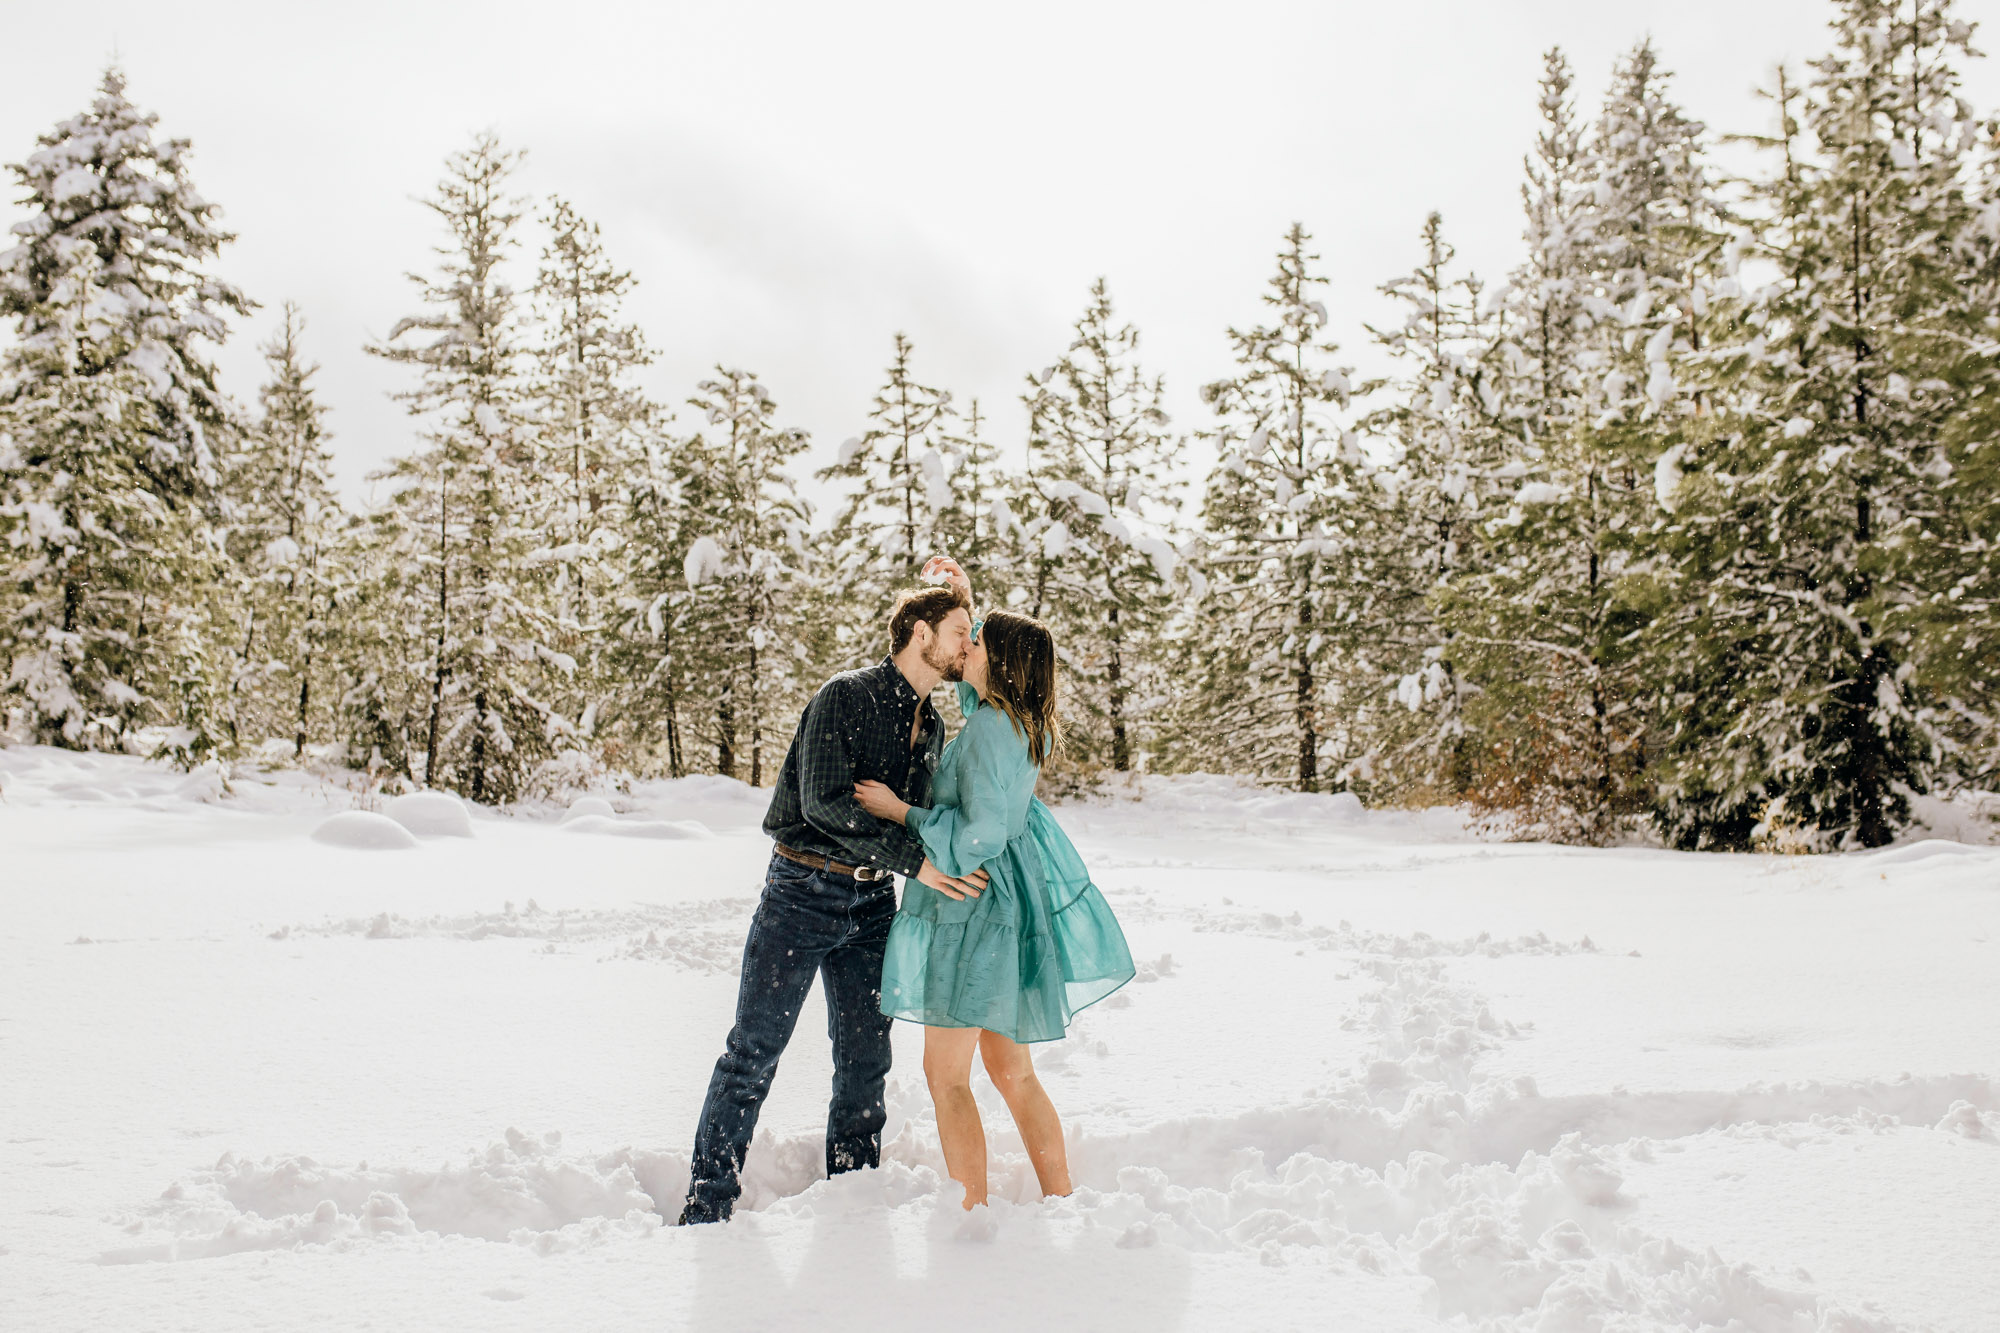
[880,681,1135,1043]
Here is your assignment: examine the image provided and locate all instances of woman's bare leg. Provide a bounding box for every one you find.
[923,1026,987,1209]
[977,1029,1073,1198]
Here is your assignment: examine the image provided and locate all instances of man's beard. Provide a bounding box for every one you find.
[922,640,964,682]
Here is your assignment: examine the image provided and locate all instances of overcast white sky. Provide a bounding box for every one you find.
[5,0,1998,508]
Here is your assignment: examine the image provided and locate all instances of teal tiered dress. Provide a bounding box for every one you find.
[879,680,1135,1043]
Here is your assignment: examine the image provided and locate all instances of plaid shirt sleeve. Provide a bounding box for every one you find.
[794,679,926,877]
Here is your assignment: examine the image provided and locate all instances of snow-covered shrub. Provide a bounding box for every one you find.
[1460,675,1650,847]
[522,747,627,805]
[1750,799,1821,856]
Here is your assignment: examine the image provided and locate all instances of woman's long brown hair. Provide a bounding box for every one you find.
[979,609,1061,765]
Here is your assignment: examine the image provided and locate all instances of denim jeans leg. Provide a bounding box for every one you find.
[820,883,898,1177]
[683,859,834,1222]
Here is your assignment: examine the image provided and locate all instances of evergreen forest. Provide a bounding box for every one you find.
[5,0,1998,852]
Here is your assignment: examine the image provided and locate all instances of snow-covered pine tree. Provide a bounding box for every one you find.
[1446,43,1726,842]
[678,369,816,784]
[1582,34,1734,517]
[0,68,253,749]
[1019,279,1185,776]
[328,512,416,784]
[1652,2,1982,848]
[529,196,651,742]
[1353,214,1510,799]
[933,398,1026,610]
[1927,83,2000,791]
[1511,48,1594,444]
[817,332,956,667]
[1177,224,1363,790]
[364,133,566,803]
[1444,47,1607,837]
[152,597,232,772]
[602,416,695,776]
[219,302,343,757]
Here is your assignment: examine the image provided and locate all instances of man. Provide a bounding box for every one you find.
[678,574,990,1225]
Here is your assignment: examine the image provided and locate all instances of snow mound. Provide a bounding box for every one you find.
[101,1129,676,1263]
[1896,789,2000,846]
[562,814,707,840]
[613,772,772,833]
[309,812,419,851]
[173,763,231,804]
[1937,1100,1996,1139]
[382,791,473,839]
[1864,837,1995,866]
[1066,773,1465,840]
[560,796,617,823]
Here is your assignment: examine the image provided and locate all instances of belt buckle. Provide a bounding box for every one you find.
[854,865,885,882]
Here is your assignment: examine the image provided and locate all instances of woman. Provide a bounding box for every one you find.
[855,607,1134,1210]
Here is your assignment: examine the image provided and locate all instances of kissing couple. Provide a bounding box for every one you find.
[676,557,1135,1224]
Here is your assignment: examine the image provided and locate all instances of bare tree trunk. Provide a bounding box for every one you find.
[469,689,489,803]
[228,607,257,748]
[424,561,447,787]
[295,671,311,760]
[748,640,763,787]
[425,476,450,786]
[1846,189,1892,848]
[716,679,736,779]
[1586,469,1611,834]
[660,613,683,778]
[901,394,916,577]
[1295,591,1317,793]
[1107,604,1129,772]
[1589,674,1611,834]
[295,591,315,760]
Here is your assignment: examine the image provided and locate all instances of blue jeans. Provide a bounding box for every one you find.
[681,852,898,1223]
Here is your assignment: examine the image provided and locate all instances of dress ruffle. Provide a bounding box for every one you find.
[882,797,1133,1043]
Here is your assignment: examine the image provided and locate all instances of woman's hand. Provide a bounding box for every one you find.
[854,779,911,824]
[921,555,973,602]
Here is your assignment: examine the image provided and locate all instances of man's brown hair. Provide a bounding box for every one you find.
[888,584,971,653]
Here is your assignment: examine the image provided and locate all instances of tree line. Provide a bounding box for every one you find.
[4,0,1997,851]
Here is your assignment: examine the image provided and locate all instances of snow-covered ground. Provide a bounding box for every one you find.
[2,747,1996,1332]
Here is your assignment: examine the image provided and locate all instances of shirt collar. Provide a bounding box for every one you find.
[877,656,939,716]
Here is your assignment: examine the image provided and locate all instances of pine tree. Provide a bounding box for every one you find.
[678,369,815,784]
[603,418,695,776]
[330,514,417,784]
[0,68,253,748]
[152,599,232,771]
[934,398,1025,607]
[1444,48,1606,836]
[1180,224,1364,790]
[1354,214,1509,798]
[530,197,651,741]
[1020,279,1185,776]
[1653,2,1982,848]
[364,133,565,803]
[817,332,956,667]
[219,302,343,757]
[1446,43,1727,842]
[1928,88,2000,790]
[1512,48,1594,445]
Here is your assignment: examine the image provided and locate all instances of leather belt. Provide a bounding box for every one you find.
[774,843,893,881]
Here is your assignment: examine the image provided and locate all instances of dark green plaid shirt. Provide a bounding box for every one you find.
[761,657,944,877]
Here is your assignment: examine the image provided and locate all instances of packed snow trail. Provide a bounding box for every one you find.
[2,747,1995,1330]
